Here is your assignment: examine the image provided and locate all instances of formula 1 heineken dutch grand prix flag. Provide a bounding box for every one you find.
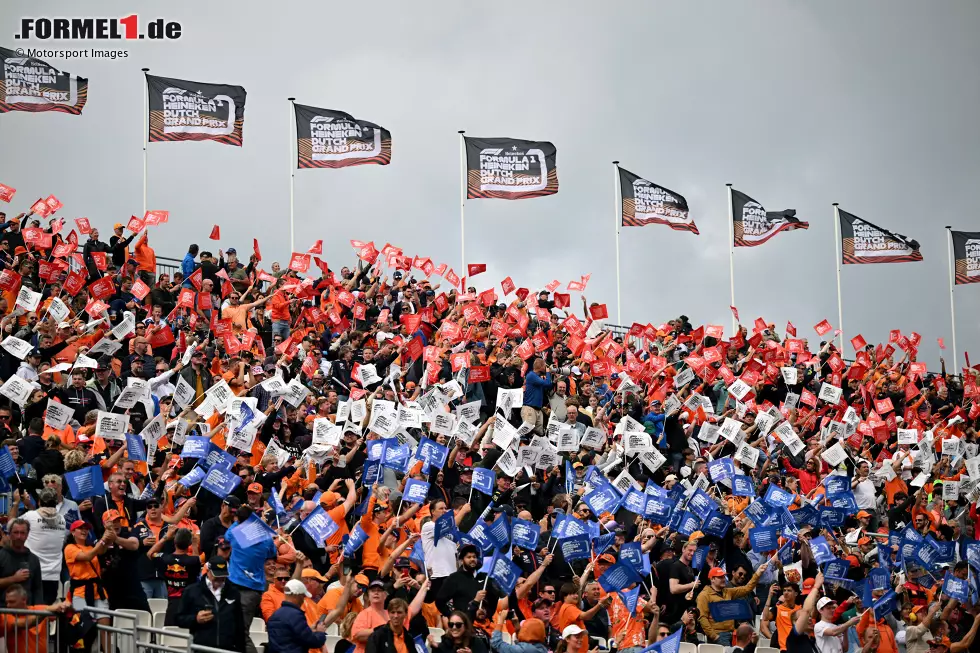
[146,74,246,146]
[731,188,807,247]
[838,209,922,264]
[618,167,697,234]
[464,136,558,200]
[294,104,391,168]
[0,47,88,114]
[951,230,980,285]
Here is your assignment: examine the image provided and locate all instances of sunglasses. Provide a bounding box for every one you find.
[276,576,290,582]
[448,623,465,629]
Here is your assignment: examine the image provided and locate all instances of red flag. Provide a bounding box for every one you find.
[501,277,516,296]
[813,320,832,336]
[288,253,310,273]
[209,225,220,240]
[253,238,262,261]
[850,334,867,351]
[590,304,609,320]
[0,184,15,203]
[75,217,92,235]
[131,279,150,301]
[308,240,322,255]
[786,321,796,337]
[143,210,168,226]
[127,215,145,233]
[467,263,486,277]
[730,306,740,321]
[44,195,63,213]
[938,338,946,350]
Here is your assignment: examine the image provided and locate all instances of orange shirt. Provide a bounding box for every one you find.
[222,305,250,332]
[261,586,285,621]
[326,505,349,565]
[318,584,363,620]
[2,607,51,653]
[775,603,799,650]
[352,607,388,653]
[64,544,101,598]
[556,602,585,634]
[268,293,291,322]
[359,497,382,570]
[609,593,645,649]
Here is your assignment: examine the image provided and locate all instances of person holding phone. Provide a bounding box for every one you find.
[175,555,246,652]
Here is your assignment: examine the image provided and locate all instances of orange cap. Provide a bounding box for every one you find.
[102,509,122,524]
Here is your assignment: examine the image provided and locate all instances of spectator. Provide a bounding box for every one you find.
[20,488,66,604]
[365,597,414,653]
[266,579,328,653]
[0,519,44,605]
[176,555,246,652]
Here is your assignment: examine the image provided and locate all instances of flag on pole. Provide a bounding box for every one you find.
[618,168,697,234]
[463,137,558,200]
[950,230,980,285]
[0,47,88,114]
[146,74,247,146]
[294,104,391,168]
[731,189,807,247]
[838,209,922,264]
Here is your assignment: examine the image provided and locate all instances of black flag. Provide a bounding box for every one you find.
[731,189,807,247]
[0,47,88,114]
[951,230,980,285]
[838,209,922,264]
[618,168,697,234]
[146,74,246,146]
[294,104,391,168]
[464,137,558,200]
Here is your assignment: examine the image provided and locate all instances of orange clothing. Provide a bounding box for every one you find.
[222,305,250,332]
[134,234,156,274]
[857,612,898,653]
[302,597,323,626]
[64,544,102,599]
[351,607,388,653]
[359,496,383,570]
[260,586,285,621]
[556,602,585,634]
[318,584,363,620]
[609,593,645,649]
[775,603,800,650]
[2,607,53,653]
[268,292,291,322]
[393,634,408,653]
[326,505,350,565]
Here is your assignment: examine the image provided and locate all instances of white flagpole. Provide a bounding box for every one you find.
[288,98,296,253]
[946,226,958,371]
[141,68,149,216]
[459,130,467,276]
[613,161,622,325]
[726,183,736,334]
[832,204,844,351]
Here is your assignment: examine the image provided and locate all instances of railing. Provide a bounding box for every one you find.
[0,605,243,653]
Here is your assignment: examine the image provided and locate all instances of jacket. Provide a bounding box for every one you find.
[489,630,546,653]
[695,574,761,641]
[365,623,416,653]
[266,600,326,653]
[179,365,214,394]
[175,578,246,652]
[437,636,489,653]
[435,568,499,618]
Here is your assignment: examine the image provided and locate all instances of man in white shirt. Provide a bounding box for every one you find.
[813,597,860,653]
[420,499,471,594]
[21,488,67,605]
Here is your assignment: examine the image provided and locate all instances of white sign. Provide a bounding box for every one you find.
[728,379,752,401]
[95,411,129,441]
[780,367,798,385]
[1,336,33,360]
[44,399,73,430]
[821,442,848,468]
[818,383,842,404]
[0,375,32,406]
[15,287,41,312]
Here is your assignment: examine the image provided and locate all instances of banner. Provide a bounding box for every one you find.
[618,168,697,234]
[951,230,980,285]
[294,104,391,168]
[0,47,88,114]
[64,466,103,500]
[146,74,246,146]
[228,514,276,549]
[300,505,340,545]
[464,136,558,200]
[731,189,807,247]
[708,600,754,622]
[838,209,922,264]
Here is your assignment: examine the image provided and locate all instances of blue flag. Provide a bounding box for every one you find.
[180,436,211,459]
[692,545,709,571]
[732,474,755,497]
[268,485,288,519]
[872,590,897,620]
[744,500,771,524]
[675,511,701,537]
[64,465,104,500]
[409,540,426,569]
[125,434,146,462]
[619,542,645,574]
[467,522,495,554]
[362,459,382,485]
[823,474,851,497]
[818,506,847,529]
[598,561,642,592]
[381,443,411,473]
[488,514,512,549]
[583,481,622,515]
[623,488,647,515]
[749,526,780,552]
[472,468,496,495]
[701,511,732,538]
[708,600,754,622]
[367,439,385,460]
[300,506,340,545]
[560,534,592,561]
[868,567,890,592]
[828,492,858,513]
[824,558,850,580]
[203,446,236,471]
[965,540,980,571]
[687,489,715,521]
[402,479,430,504]
[344,524,369,556]
[201,466,241,498]
[638,627,681,653]
[0,447,17,480]
[809,536,835,565]
[645,493,673,524]
[227,514,276,549]
[176,465,207,488]
[594,533,617,556]
[433,509,457,544]
[512,518,540,550]
[914,538,941,570]
[619,585,640,614]
[942,572,970,602]
[707,457,735,482]
[763,484,794,508]
[488,553,522,595]
[553,514,589,540]
[416,438,449,471]
[413,634,429,653]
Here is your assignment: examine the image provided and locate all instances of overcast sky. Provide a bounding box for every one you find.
[2,1,979,370]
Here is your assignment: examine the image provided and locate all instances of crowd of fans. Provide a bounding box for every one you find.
[0,204,978,653]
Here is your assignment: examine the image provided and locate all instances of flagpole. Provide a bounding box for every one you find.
[946,226,958,371]
[726,184,735,334]
[832,204,844,351]
[612,161,622,325]
[459,130,467,276]
[288,98,296,253]
[141,68,149,216]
